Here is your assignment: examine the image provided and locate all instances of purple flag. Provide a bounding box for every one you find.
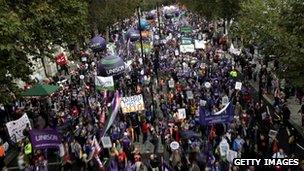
[199,102,234,125]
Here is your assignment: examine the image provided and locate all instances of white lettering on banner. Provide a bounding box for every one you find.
[106,65,125,75]
[6,114,31,142]
[120,94,145,113]
[35,134,59,142]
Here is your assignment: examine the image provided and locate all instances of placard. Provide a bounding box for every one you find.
[235,82,242,90]
[222,96,229,106]
[219,139,230,157]
[168,79,175,88]
[227,150,238,163]
[120,94,145,113]
[186,91,193,99]
[268,130,278,139]
[95,76,114,91]
[180,44,195,53]
[177,108,186,120]
[101,136,112,148]
[6,114,31,142]
[194,40,206,49]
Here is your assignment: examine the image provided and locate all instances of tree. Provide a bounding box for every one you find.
[0,0,90,104]
[231,0,304,87]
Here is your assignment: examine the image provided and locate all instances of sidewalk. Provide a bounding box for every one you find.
[248,80,304,137]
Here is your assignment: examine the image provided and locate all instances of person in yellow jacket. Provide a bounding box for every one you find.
[229,68,238,78]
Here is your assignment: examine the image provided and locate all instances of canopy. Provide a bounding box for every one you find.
[21,84,59,96]
[89,36,107,52]
[97,54,125,77]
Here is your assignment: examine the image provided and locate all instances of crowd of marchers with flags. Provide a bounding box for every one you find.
[0,3,304,171]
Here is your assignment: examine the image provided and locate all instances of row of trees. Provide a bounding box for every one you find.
[231,0,304,87]
[1,0,303,104]
[0,0,175,104]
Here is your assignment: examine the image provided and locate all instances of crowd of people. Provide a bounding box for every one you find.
[0,4,303,171]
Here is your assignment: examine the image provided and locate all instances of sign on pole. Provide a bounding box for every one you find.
[6,114,31,142]
[101,136,112,148]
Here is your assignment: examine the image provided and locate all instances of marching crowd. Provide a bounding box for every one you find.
[0,4,303,171]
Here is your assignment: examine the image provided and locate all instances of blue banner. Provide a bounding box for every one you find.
[199,102,234,125]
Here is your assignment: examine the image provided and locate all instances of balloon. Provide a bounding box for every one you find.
[97,54,125,77]
[89,36,106,52]
[138,19,149,31]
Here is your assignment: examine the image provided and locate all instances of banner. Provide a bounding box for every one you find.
[6,114,31,142]
[29,129,61,149]
[95,76,114,91]
[180,26,192,33]
[120,94,145,113]
[180,44,195,53]
[227,150,238,163]
[219,138,230,157]
[181,37,192,45]
[199,102,234,125]
[135,42,152,54]
[194,40,206,49]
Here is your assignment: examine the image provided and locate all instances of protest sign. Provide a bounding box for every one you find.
[180,26,192,33]
[227,150,238,163]
[269,130,278,139]
[194,39,206,49]
[168,79,175,88]
[219,138,230,157]
[6,114,31,142]
[95,76,114,91]
[177,108,186,120]
[186,91,193,99]
[222,96,229,106]
[29,129,61,149]
[180,44,195,53]
[235,82,242,90]
[101,136,112,148]
[181,37,192,45]
[120,94,145,113]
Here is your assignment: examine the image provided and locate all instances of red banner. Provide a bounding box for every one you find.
[55,53,67,66]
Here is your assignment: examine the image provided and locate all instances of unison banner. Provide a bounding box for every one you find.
[6,114,31,142]
[120,94,145,113]
[29,129,61,149]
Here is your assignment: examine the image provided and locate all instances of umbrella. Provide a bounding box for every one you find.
[97,54,125,77]
[21,84,59,96]
[89,36,107,52]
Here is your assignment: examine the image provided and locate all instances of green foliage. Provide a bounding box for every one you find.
[231,0,304,87]
[0,0,90,104]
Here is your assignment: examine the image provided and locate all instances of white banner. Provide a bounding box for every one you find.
[194,40,206,49]
[180,44,195,53]
[120,94,145,113]
[95,76,114,91]
[6,114,31,142]
[177,108,186,120]
[219,138,230,157]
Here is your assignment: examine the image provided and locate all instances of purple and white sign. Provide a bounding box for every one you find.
[29,129,61,149]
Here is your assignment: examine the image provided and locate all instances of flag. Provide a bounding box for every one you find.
[199,102,234,125]
[95,76,114,91]
[101,91,121,137]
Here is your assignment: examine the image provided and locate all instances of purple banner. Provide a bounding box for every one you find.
[29,129,61,149]
[199,102,234,125]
